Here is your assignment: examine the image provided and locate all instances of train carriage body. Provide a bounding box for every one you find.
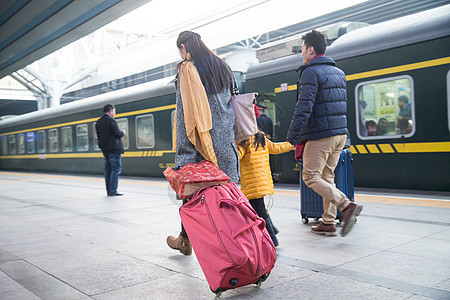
[1,5,449,191]
[244,5,450,191]
[0,77,177,177]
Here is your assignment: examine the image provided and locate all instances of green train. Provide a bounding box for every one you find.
[1,6,449,191]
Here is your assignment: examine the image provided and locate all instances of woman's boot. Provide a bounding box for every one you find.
[166,233,192,255]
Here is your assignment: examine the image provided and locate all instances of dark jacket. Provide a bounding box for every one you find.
[257,114,273,138]
[287,56,348,144]
[95,114,124,154]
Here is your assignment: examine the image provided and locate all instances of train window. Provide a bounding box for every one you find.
[49,129,59,152]
[17,134,25,154]
[136,114,155,149]
[1,136,7,155]
[355,75,414,140]
[27,132,35,153]
[76,124,89,151]
[93,122,100,151]
[8,135,16,154]
[116,118,129,149]
[37,131,46,153]
[61,126,73,152]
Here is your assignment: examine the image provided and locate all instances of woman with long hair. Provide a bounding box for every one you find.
[167,31,239,255]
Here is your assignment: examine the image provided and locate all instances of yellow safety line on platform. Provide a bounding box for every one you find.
[0,171,168,186]
[355,195,450,208]
[1,171,448,208]
[273,189,450,208]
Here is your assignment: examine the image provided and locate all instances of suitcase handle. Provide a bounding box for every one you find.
[231,219,265,239]
[216,184,258,220]
[218,197,266,237]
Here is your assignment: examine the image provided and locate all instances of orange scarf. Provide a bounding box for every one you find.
[172,55,217,165]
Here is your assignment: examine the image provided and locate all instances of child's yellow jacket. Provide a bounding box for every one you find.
[237,136,291,200]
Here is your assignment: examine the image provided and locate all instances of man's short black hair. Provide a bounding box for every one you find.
[301,30,327,55]
[398,95,409,104]
[103,104,115,113]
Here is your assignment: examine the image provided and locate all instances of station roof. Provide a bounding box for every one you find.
[0,0,448,99]
[0,0,152,79]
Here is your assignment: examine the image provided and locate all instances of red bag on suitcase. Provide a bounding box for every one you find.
[163,160,230,199]
[179,183,277,295]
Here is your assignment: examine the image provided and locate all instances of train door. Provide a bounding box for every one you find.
[254,92,280,180]
[256,88,297,184]
[272,86,298,184]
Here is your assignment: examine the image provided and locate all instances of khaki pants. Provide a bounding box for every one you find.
[302,135,351,225]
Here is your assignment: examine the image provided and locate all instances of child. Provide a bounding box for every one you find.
[237,131,293,246]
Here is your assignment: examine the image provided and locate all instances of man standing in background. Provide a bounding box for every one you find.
[96,104,126,196]
[256,103,273,138]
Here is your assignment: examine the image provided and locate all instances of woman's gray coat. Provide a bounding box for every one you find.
[174,79,240,183]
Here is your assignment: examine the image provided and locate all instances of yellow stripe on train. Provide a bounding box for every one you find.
[352,141,450,154]
[1,150,175,159]
[0,104,177,137]
[274,56,450,93]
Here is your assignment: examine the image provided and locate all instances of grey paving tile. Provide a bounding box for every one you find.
[0,216,66,246]
[407,296,435,300]
[1,172,449,299]
[1,235,100,271]
[0,247,20,263]
[275,236,381,267]
[0,260,89,300]
[429,228,450,242]
[0,270,41,300]
[93,273,215,300]
[362,203,450,225]
[338,251,450,287]
[434,278,450,293]
[326,226,423,250]
[362,218,450,238]
[419,288,450,300]
[106,235,203,275]
[256,261,316,289]
[389,236,450,260]
[55,256,175,296]
[238,272,415,300]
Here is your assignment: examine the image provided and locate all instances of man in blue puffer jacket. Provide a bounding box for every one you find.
[287,30,362,237]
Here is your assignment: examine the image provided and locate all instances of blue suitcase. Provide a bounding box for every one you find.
[299,149,354,224]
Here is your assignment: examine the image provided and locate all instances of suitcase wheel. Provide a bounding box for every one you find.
[211,287,227,296]
[256,273,270,286]
[302,217,309,224]
[229,278,239,286]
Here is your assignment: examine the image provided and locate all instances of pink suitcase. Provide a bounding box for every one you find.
[180,183,277,295]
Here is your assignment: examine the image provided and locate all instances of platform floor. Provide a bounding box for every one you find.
[0,171,449,299]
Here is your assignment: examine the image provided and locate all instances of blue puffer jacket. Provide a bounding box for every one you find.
[287,56,348,144]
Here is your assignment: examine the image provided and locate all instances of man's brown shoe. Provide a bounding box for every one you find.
[341,202,363,237]
[167,234,192,255]
[311,221,337,236]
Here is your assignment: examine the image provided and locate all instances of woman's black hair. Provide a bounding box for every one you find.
[177,31,233,95]
[240,131,267,151]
